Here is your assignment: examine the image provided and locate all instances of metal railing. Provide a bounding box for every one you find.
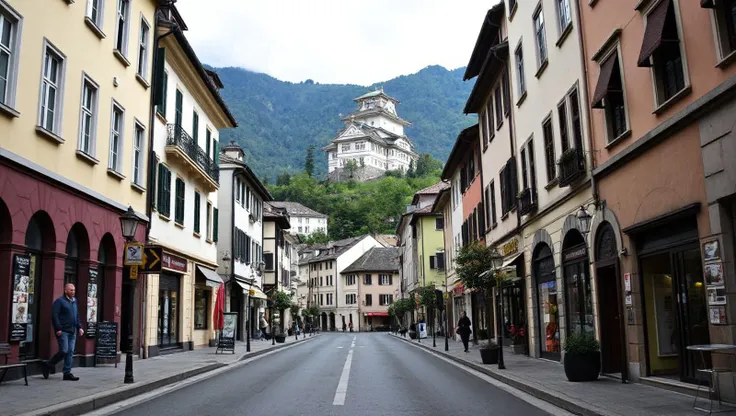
[166,124,219,183]
[517,187,537,216]
[557,147,585,187]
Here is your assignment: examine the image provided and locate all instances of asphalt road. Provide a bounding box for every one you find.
[115,333,553,416]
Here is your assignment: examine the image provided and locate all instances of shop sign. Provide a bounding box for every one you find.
[86,269,98,338]
[162,252,188,273]
[95,321,118,367]
[500,238,519,257]
[217,312,237,353]
[562,245,587,262]
[9,254,31,343]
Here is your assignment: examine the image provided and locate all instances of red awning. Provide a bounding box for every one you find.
[366,312,389,317]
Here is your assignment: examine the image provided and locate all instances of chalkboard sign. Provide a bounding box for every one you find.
[216,312,237,354]
[95,321,118,367]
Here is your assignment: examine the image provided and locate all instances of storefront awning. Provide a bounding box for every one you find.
[248,286,268,300]
[501,252,523,269]
[365,312,388,317]
[197,265,223,288]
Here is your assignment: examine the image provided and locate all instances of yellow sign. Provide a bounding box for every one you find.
[130,265,139,280]
[500,238,519,257]
[249,289,255,296]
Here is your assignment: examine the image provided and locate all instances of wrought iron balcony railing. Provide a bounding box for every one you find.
[517,187,537,216]
[557,147,585,187]
[166,124,219,184]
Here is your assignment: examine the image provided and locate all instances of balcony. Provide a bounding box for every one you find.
[557,147,585,187]
[165,124,219,193]
[517,187,537,216]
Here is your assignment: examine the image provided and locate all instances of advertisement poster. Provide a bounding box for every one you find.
[710,306,727,325]
[87,268,98,338]
[10,254,31,342]
[217,312,237,353]
[418,322,428,339]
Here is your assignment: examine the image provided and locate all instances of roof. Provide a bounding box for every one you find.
[269,201,328,219]
[431,187,451,214]
[324,121,416,153]
[219,152,272,201]
[441,124,480,180]
[354,89,399,103]
[307,236,367,263]
[204,69,224,89]
[341,108,411,127]
[374,234,399,247]
[341,247,400,273]
[464,40,510,114]
[464,4,505,81]
[263,203,291,229]
[409,205,441,226]
[411,181,450,205]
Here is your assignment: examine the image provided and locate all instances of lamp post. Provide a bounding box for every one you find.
[445,287,450,351]
[489,247,505,370]
[576,205,593,238]
[432,305,436,348]
[119,206,139,384]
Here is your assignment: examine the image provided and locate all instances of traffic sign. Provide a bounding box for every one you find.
[130,265,139,280]
[124,242,143,266]
[139,246,162,273]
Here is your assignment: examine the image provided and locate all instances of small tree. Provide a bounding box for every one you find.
[345,159,358,178]
[273,291,293,335]
[304,145,316,177]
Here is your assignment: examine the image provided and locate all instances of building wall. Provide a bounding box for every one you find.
[416,216,446,288]
[358,271,400,329]
[291,215,327,236]
[335,236,383,322]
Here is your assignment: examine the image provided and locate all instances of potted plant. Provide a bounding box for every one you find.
[563,332,601,382]
[409,323,418,339]
[509,325,526,355]
[479,341,500,365]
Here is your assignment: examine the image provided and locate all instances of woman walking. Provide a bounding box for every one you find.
[457,311,472,353]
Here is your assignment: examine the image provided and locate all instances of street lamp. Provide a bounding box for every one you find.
[576,205,593,238]
[489,247,505,370]
[119,206,138,384]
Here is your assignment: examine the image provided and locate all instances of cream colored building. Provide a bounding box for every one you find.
[342,247,401,331]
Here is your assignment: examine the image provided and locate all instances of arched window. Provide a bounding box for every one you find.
[65,230,79,287]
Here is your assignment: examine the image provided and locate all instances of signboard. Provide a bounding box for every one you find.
[86,269,98,338]
[139,246,162,274]
[129,265,139,280]
[418,322,428,339]
[162,252,187,273]
[10,254,31,342]
[217,312,237,354]
[500,238,519,257]
[624,273,632,306]
[562,245,587,263]
[95,321,118,367]
[124,242,144,265]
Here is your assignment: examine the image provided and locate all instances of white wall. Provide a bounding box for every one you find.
[335,236,383,321]
[291,215,327,236]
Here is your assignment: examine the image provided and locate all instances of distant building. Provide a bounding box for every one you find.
[342,247,401,331]
[269,201,328,236]
[323,89,418,182]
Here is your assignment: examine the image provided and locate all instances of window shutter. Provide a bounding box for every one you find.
[429,255,436,269]
[389,275,393,285]
[153,48,166,112]
[213,140,219,167]
[194,193,200,233]
[213,208,218,242]
[437,252,445,270]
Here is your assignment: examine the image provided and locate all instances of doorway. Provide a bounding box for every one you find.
[597,264,623,374]
[534,243,560,360]
[642,246,710,383]
[158,273,181,349]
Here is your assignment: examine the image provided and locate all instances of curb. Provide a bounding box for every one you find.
[21,335,319,416]
[389,334,605,416]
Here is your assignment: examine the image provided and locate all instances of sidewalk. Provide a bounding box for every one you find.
[1,334,318,416]
[391,334,707,416]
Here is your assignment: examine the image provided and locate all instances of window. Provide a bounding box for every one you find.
[174,177,185,225]
[520,147,529,190]
[346,274,356,285]
[174,89,182,127]
[0,7,21,109]
[320,294,324,306]
[365,294,372,306]
[435,217,444,230]
[525,139,537,192]
[557,101,569,153]
[206,129,211,159]
[534,7,548,67]
[543,118,556,182]
[157,70,167,117]
[342,144,350,152]
[78,76,98,155]
[206,201,212,239]
[39,43,66,134]
[192,110,199,142]
[591,51,628,142]
[86,0,104,27]
[436,252,446,270]
[194,192,201,234]
[569,88,584,149]
[264,253,274,271]
[502,71,511,116]
[379,274,392,285]
[500,157,517,215]
[494,87,503,128]
[194,288,209,329]
[213,207,218,242]
[157,164,172,217]
[114,0,129,55]
[132,123,144,185]
[638,0,686,105]
[137,19,149,78]
[430,255,437,269]
[490,182,497,225]
[379,294,393,306]
[557,0,571,33]
[711,0,736,59]
[346,294,356,305]
[486,99,495,144]
[515,44,526,96]
[364,274,372,285]
[109,103,124,172]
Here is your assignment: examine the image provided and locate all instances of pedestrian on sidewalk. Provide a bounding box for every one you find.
[457,311,472,353]
[260,315,269,340]
[42,283,84,381]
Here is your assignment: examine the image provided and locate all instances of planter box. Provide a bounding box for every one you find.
[275,335,286,344]
[480,347,499,365]
[409,331,418,339]
[563,351,601,382]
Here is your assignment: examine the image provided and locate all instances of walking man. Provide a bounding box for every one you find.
[42,283,84,380]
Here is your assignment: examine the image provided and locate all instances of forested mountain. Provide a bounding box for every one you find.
[211,65,475,181]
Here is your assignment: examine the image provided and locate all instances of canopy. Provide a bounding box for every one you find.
[197,265,223,288]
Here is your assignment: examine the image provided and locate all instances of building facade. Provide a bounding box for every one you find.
[342,247,401,331]
[581,0,736,385]
[323,90,418,182]
[0,0,154,375]
[262,202,292,333]
[269,201,327,237]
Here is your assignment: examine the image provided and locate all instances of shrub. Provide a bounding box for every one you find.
[564,332,600,355]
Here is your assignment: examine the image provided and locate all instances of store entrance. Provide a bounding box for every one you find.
[158,274,181,349]
[597,264,623,374]
[501,279,527,354]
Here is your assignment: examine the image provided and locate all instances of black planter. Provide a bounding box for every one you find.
[479,347,499,365]
[275,335,286,344]
[563,351,601,382]
[409,331,418,339]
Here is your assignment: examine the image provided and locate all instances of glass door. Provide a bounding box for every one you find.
[20,253,41,359]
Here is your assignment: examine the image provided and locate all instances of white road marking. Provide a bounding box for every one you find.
[337,346,344,349]
[333,348,354,406]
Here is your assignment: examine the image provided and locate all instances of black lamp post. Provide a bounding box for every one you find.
[119,206,139,384]
[432,305,436,348]
[489,247,505,370]
[576,205,593,238]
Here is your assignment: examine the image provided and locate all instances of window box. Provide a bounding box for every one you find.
[517,188,537,216]
[556,147,585,187]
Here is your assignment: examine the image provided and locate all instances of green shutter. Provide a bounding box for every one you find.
[151,158,158,210]
[175,178,185,224]
[213,208,219,242]
[175,90,183,128]
[156,164,164,212]
[206,130,211,159]
[194,192,201,234]
[154,48,167,114]
[164,168,172,217]
[192,111,199,141]
[213,140,219,166]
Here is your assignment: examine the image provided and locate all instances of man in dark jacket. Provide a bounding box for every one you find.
[42,283,84,380]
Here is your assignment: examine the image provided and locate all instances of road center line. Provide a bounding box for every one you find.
[333,348,354,406]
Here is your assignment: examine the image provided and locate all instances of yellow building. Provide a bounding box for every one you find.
[0,0,156,373]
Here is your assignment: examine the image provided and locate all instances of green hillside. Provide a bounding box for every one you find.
[211,65,475,181]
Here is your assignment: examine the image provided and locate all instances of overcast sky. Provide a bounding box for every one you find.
[175,0,500,86]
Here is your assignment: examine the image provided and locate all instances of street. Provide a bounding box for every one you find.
[106,333,557,416]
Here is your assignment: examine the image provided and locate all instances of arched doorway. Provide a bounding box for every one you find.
[533,243,559,360]
[595,222,627,379]
[21,212,56,359]
[95,234,117,334]
[561,229,593,336]
[65,223,90,354]
[321,312,327,331]
[329,312,336,331]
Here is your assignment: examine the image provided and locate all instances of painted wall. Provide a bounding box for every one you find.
[291,215,327,236]
[0,0,156,214]
[416,216,446,288]
[358,271,400,329]
[335,236,383,321]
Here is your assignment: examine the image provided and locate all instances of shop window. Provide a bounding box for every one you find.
[194,288,209,330]
[534,244,560,359]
